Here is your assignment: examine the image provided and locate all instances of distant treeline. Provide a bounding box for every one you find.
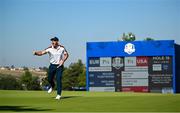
[0,60,86,91]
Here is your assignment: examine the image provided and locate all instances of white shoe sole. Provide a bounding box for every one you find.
[55,98,61,100]
[47,88,52,93]
[55,95,61,100]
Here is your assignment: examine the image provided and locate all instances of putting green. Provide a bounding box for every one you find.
[0,90,180,112]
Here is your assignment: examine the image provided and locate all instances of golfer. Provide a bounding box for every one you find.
[33,37,69,100]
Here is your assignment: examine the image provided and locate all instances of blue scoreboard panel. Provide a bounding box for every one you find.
[86,40,175,93]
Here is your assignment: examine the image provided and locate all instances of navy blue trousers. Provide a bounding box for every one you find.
[48,64,63,95]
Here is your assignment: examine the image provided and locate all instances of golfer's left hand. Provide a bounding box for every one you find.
[57,60,64,68]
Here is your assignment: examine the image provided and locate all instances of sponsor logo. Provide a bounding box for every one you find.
[162,64,169,70]
[124,43,135,55]
[122,86,148,92]
[89,87,115,92]
[122,78,148,86]
[152,64,162,71]
[162,88,173,94]
[112,57,124,69]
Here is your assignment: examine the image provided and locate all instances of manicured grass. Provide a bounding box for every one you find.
[0,90,180,112]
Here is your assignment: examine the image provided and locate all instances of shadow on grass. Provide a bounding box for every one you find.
[0,106,52,112]
[51,96,81,99]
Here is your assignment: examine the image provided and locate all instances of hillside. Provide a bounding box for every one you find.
[0,69,46,77]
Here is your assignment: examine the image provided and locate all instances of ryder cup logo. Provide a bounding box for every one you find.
[124,43,135,55]
[112,57,124,69]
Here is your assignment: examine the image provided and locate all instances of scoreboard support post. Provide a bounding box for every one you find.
[173,53,176,93]
[86,56,89,91]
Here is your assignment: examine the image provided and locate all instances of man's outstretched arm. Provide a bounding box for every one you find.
[33,50,47,56]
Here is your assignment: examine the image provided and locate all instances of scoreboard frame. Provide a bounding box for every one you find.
[86,40,176,93]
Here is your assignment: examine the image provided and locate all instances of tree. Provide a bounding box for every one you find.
[20,70,40,90]
[120,32,136,41]
[144,37,154,41]
[41,69,49,88]
[62,59,86,90]
[42,66,48,71]
[11,65,15,69]
[30,76,41,90]
[78,67,86,87]
[23,66,29,71]
[0,74,22,90]
[20,70,32,90]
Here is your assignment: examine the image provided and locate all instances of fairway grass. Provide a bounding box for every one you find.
[0,90,180,112]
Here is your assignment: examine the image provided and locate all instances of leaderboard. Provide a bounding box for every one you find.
[88,56,173,93]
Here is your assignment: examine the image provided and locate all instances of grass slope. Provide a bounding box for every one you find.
[0,90,180,112]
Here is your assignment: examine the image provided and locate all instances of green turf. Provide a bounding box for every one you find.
[0,90,180,112]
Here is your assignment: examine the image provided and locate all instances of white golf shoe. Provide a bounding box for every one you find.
[47,87,52,93]
[55,95,61,100]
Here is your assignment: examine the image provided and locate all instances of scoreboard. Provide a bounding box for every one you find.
[86,40,175,93]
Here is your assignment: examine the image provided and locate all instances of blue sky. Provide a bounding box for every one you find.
[0,0,179,68]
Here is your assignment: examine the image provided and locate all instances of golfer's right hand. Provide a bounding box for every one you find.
[57,60,64,68]
[33,51,36,55]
